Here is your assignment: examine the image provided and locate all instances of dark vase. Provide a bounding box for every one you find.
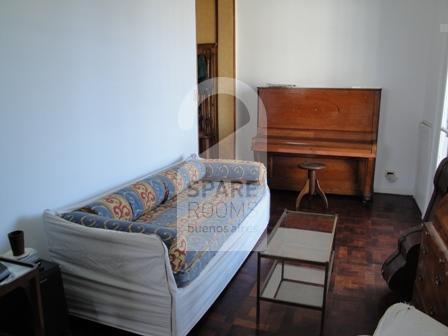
[8,230,25,257]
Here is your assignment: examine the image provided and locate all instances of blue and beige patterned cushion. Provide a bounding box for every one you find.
[157,158,205,200]
[201,159,266,184]
[116,176,166,220]
[61,211,178,246]
[168,233,187,273]
[80,194,134,221]
[134,180,266,286]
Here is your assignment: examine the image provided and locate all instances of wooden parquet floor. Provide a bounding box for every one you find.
[70,191,421,336]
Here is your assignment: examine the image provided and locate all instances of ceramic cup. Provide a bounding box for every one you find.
[8,230,25,257]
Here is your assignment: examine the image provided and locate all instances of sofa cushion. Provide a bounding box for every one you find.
[81,194,134,221]
[116,176,166,220]
[63,209,189,275]
[61,211,178,247]
[202,159,266,184]
[157,157,205,200]
[135,180,267,286]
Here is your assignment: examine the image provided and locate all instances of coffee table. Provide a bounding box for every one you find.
[256,209,337,335]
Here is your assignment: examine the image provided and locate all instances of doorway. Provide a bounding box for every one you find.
[195,0,236,159]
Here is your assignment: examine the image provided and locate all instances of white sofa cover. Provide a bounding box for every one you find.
[44,169,269,336]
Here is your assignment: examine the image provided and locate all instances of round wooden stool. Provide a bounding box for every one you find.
[295,162,329,210]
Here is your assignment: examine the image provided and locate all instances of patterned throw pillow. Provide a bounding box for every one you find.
[81,194,133,221]
[157,158,205,200]
[202,159,266,184]
[116,176,167,219]
[182,159,206,182]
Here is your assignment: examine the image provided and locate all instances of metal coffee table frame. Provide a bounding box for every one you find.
[256,209,337,335]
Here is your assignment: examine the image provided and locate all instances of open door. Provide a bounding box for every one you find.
[195,0,235,159]
[197,43,219,158]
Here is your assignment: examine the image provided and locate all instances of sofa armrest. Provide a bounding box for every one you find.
[44,210,177,292]
[61,211,177,248]
[60,211,188,274]
[201,159,266,184]
[43,210,177,336]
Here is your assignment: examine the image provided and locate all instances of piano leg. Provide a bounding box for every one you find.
[362,158,375,202]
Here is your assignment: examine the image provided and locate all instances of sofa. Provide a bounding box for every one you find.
[43,156,270,336]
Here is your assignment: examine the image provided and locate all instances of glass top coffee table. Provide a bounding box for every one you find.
[256,209,337,335]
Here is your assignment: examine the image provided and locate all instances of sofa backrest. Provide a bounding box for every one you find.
[69,156,266,223]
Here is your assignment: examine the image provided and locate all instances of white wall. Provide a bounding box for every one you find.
[236,0,448,197]
[0,0,198,256]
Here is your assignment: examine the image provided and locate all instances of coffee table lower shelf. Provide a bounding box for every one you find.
[260,262,325,309]
[256,253,334,335]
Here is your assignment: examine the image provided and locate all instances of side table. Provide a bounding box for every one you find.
[0,257,45,336]
[0,259,70,336]
[39,260,70,336]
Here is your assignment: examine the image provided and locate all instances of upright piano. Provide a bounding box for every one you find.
[252,87,382,201]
